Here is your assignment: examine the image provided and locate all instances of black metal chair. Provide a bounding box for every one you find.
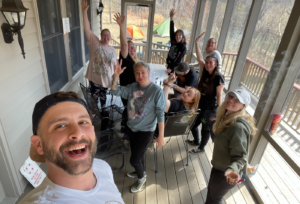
[95,128,129,173]
[80,83,129,172]
[154,109,200,173]
[80,83,124,129]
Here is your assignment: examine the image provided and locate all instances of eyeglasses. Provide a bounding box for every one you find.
[227,92,240,103]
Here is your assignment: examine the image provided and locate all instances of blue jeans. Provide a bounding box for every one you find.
[205,168,238,204]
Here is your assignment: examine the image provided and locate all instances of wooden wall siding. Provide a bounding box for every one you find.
[0,0,100,196]
[0,0,48,192]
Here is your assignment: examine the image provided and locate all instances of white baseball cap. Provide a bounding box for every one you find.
[227,88,251,107]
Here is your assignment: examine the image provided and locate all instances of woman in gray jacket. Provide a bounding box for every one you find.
[205,88,257,204]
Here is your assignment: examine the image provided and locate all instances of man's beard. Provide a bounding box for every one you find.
[42,138,97,176]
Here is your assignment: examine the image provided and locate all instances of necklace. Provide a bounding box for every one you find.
[139,82,152,100]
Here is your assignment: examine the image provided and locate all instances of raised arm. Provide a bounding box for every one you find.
[216,84,224,106]
[195,32,206,70]
[81,0,93,41]
[112,59,126,90]
[114,13,128,58]
[163,73,177,112]
[169,9,175,42]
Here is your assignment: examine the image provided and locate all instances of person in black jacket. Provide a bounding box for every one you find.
[114,13,138,137]
[166,9,187,74]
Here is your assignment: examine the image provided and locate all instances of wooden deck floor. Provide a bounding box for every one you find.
[103,135,256,204]
[250,143,300,204]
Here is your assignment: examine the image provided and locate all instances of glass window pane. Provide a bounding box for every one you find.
[43,36,68,93]
[66,0,83,75]
[238,0,294,112]
[210,0,227,42]
[84,0,92,61]
[69,28,83,76]
[37,0,62,37]
[221,0,252,89]
[66,0,80,28]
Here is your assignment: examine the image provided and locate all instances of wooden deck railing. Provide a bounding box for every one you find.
[222,52,300,133]
[110,38,186,64]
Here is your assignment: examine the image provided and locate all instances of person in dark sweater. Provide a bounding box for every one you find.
[166,9,187,74]
[172,62,199,99]
[114,13,138,136]
[188,54,225,153]
[163,73,200,113]
[205,88,257,203]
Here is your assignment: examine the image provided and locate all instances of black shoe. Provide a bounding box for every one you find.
[185,139,200,146]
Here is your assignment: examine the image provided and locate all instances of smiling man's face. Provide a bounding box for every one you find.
[35,102,97,175]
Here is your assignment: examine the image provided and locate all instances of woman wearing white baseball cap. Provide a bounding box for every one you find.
[205,88,257,204]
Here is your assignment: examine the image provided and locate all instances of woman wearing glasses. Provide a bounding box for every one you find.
[195,32,222,72]
[188,49,225,153]
[205,88,257,203]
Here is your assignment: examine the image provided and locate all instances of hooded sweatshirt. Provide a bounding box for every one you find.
[211,117,252,175]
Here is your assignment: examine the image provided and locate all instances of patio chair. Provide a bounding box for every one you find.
[95,128,129,173]
[80,83,124,130]
[80,83,129,172]
[154,109,200,173]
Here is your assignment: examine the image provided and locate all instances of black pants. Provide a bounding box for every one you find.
[121,98,128,128]
[205,168,239,204]
[89,80,108,108]
[191,108,216,149]
[128,128,154,179]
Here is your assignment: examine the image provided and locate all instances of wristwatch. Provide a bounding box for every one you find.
[173,84,177,89]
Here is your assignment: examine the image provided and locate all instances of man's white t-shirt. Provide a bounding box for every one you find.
[18,159,124,204]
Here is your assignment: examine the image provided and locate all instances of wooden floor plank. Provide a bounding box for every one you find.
[169,137,193,204]
[145,144,157,204]
[251,170,279,204]
[177,136,205,204]
[259,158,290,203]
[162,140,181,204]
[155,140,169,204]
[122,146,135,204]
[263,145,300,202]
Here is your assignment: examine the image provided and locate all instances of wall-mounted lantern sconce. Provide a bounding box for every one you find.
[97,1,104,15]
[1,0,29,59]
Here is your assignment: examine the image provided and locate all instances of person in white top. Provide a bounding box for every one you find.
[82,0,117,108]
[195,32,222,72]
[18,92,124,204]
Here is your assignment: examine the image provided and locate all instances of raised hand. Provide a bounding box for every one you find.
[113,12,125,26]
[114,59,126,76]
[167,72,177,84]
[81,0,89,12]
[170,9,175,18]
[196,32,206,43]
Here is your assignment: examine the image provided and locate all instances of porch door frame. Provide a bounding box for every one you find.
[121,0,156,63]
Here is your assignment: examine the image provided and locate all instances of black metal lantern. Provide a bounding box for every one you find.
[97,2,104,15]
[1,0,29,59]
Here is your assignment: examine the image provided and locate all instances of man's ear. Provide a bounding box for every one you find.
[30,135,44,155]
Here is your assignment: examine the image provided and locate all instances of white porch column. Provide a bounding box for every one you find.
[202,0,218,50]
[227,0,264,91]
[217,0,236,54]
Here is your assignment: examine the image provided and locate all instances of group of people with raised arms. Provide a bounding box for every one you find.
[82,0,257,202]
